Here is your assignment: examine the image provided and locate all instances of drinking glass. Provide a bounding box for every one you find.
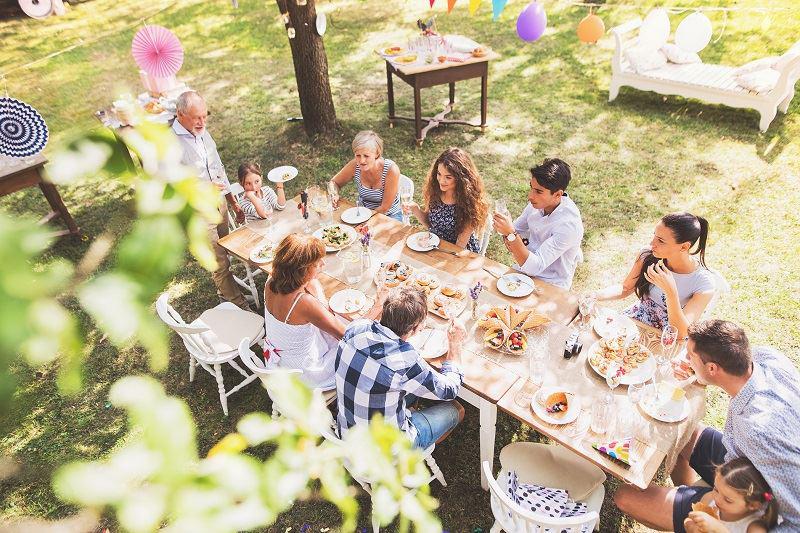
[400,184,414,225]
[339,248,363,285]
[590,397,611,436]
[577,294,596,330]
[627,381,646,405]
[527,328,549,386]
[327,181,339,209]
[494,199,510,219]
[356,196,365,217]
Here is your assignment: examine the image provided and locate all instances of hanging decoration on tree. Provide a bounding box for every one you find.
[131,25,184,79]
[469,0,481,15]
[0,97,49,158]
[638,8,670,50]
[516,1,547,41]
[492,0,508,20]
[447,0,457,14]
[577,10,605,44]
[675,12,712,53]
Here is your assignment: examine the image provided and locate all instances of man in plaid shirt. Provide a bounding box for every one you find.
[335,286,466,448]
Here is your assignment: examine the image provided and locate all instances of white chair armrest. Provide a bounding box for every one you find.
[611,18,642,38]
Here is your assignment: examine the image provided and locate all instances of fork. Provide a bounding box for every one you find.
[431,244,461,256]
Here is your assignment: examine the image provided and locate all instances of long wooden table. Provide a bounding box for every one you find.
[218,199,703,491]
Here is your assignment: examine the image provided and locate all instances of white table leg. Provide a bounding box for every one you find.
[479,398,497,491]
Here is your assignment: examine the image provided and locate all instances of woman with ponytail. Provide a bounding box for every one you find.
[592,212,715,338]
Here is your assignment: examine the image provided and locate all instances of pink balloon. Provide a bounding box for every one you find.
[132,25,184,79]
[517,1,547,42]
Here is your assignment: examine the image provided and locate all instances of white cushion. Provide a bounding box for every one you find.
[734,56,779,76]
[661,43,701,65]
[625,46,668,73]
[736,68,780,93]
[499,442,606,501]
[193,306,264,354]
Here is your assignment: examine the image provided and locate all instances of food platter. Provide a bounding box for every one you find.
[497,273,536,298]
[249,240,276,264]
[476,305,551,355]
[267,165,298,183]
[313,224,357,252]
[531,387,580,425]
[329,288,368,315]
[586,337,656,385]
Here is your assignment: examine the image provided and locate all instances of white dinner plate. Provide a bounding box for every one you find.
[329,288,368,315]
[267,165,298,183]
[593,308,639,340]
[530,387,581,425]
[406,231,440,252]
[586,340,656,386]
[408,327,449,359]
[340,206,373,225]
[313,224,358,252]
[249,241,276,264]
[496,273,535,298]
[639,383,690,423]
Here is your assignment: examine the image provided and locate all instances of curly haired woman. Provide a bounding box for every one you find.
[403,147,489,253]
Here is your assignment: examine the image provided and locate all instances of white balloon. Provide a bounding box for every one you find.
[639,8,670,51]
[675,12,712,54]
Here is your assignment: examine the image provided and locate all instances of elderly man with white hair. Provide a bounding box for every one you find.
[172,90,248,309]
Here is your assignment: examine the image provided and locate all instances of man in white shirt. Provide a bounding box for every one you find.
[172,91,248,309]
[492,158,584,289]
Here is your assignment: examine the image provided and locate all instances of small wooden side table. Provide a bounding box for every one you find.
[380,50,501,146]
[0,155,80,237]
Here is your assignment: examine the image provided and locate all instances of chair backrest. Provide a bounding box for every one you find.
[238,337,302,410]
[704,268,731,317]
[399,174,414,197]
[482,462,600,533]
[155,293,222,361]
[225,182,247,231]
[478,211,493,256]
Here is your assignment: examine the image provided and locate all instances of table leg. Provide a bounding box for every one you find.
[38,180,79,235]
[479,398,497,491]
[414,83,423,146]
[480,73,488,132]
[448,82,456,107]
[386,62,396,128]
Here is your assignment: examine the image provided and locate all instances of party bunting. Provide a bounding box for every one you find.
[447,0,456,13]
[492,0,507,20]
[429,0,435,8]
[469,0,481,15]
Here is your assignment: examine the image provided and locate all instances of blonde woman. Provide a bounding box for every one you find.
[264,234,386,390]
[329,130,403,221]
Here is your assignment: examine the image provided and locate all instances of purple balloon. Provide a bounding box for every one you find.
[516,1,547,42]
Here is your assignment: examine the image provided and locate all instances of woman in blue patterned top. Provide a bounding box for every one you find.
[328,130,403,221]
[403,147,489,253]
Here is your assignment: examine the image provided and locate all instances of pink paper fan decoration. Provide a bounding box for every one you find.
[131,25,184,79]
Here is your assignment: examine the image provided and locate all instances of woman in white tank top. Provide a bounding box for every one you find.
[263,234,385,390]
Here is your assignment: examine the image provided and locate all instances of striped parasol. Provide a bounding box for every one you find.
[131,25,184,79]
[0,97,49,158]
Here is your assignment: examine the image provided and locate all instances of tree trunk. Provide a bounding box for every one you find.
[276,0,337,136]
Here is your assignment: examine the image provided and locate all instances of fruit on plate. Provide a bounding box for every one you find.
[440,285,464,299]
[506,331,528,353]
[484,328,506,349]
[472,46,488,58]
[144,100,165,114]
[542,391,569,418]
[691,502,720,519]
[394,55,417,64]
[383,46,404,56]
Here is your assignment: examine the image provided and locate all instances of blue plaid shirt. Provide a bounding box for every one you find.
[335,319,463,443]
[722,347,800,532]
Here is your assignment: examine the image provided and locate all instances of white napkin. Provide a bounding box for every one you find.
[444,35,481,54]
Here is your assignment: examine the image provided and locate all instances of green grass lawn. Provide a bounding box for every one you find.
[1,0,799,530]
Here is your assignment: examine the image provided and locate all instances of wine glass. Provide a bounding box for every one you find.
[356,196,365,217]
[658,324,679,380]
[577,294,596,331]
[400,184,414,225]
[327,181,339,209]
[627,381,645,405]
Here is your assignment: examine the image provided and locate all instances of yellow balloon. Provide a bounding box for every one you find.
[577,13,605,44]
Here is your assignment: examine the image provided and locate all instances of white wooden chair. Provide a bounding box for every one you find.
[320,425,447,533]
[399,174,414,198]
[155,293,265,416]
[609,18,800,131]
[484,442,606,533]
[478,212,493,256]
[226,182,264,308]
[704,268,731,317]
[237,337,337,417]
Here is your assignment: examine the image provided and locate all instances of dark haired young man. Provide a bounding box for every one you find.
[614,319,800,533]
[334,286,466,449]
[492,158,584,289]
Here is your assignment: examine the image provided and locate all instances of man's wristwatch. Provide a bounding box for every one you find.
[504,232,518,243]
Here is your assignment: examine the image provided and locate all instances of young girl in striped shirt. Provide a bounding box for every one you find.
[237,162,286,222]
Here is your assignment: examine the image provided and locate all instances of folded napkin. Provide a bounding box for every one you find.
[507,470,589,523]
[593,437,632,466]
[444,34,480,54]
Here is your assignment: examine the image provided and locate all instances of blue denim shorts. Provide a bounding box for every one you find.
[673,427,726,533]
[410,401,461,449]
